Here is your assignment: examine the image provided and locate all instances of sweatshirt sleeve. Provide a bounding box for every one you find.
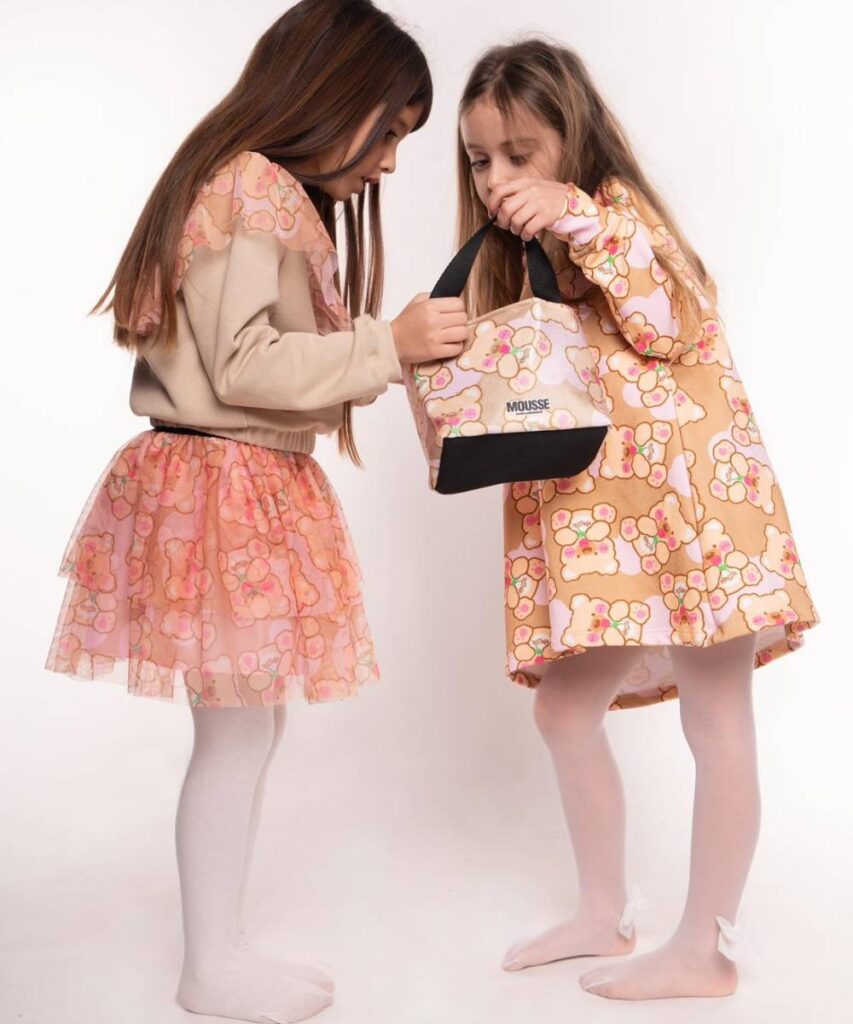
[181,221,403,412]
[546,178,712,361]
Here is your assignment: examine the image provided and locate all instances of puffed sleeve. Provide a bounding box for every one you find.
[547,178,713,361]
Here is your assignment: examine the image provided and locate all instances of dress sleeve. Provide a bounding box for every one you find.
[546,178,713,361]
[181,219,402,412]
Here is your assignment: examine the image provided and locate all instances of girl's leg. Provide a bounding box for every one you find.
[234,703,333,990]
[237,703,287,935]
[175,705,333,1023]
[580,633,759,1000]
[503,645,644,970]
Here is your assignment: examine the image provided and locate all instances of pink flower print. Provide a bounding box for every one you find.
[220,543,293,626]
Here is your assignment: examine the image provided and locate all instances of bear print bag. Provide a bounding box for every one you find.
[404,221,612,494]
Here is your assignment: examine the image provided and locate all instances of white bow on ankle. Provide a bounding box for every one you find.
[617,883,653,939]
[715,913,759,970]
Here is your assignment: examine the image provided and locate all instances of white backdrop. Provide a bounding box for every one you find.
[2,2,851,1022]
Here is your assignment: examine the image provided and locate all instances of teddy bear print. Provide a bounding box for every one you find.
[530,300,580,333]
[563,594,650,646]
[158,450,202,514]
[719,375,762,446]
[737,589,799,633]
[674,386,707,426]
[219,539,293,626]
[413,359,454,396]
[164,537,213,603]
[551,503,619,581]
[620,491,698,574]
[710,439,775,514]
[512,623,556,665]
[676,317,732,369]
[761,524,806,586]
[508,481,543,550]
[505,555,547,620]
[660,569,708,643]
[573,206,637,298]
[600,421,672,487]
[540,472,597,501]
[619,311,680,360]
[566,345,612,413]
[426,385,487,441]
[606,348,675,409]
[699,518,762,610]
[458,320,551,393]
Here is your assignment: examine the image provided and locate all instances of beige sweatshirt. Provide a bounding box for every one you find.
[129,154,403,454]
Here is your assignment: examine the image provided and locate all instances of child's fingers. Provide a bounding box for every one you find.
[488,178,535,211]
[520,213,551,241]
[430,296,467,313]
[439,325,470,345]
[508,200,539,237]
[438,310,470,328]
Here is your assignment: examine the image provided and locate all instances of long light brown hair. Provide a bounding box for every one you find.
[92,0,432,464]
[457,39,712,336]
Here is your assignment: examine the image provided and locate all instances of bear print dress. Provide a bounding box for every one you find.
[503,178,819,709]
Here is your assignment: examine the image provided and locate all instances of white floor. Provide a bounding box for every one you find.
[3,657,850,1024]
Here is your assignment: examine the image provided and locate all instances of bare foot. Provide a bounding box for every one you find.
[502,912,637,971]
[579,939,738,1000]
[177,945,334,1023]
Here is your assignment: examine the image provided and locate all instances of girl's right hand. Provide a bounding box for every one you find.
[391,293,469,364]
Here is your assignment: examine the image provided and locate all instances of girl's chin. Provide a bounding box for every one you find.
[320,179,363,201]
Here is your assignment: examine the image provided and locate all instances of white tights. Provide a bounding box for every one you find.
[174,704,334,1023]
[505,634,760,1000]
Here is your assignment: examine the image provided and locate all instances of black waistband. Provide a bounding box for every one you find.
[150,423,224,441]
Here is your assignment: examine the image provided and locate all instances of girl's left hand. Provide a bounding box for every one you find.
[488,178,568,241]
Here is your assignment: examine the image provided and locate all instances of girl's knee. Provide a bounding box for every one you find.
[533,680,605,747]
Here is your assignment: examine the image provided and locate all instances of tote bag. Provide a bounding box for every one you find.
[404,221,611,494]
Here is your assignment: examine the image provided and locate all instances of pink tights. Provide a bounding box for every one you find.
[503,634,760,1000]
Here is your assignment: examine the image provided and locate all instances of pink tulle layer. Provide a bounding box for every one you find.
[45,429,379,707]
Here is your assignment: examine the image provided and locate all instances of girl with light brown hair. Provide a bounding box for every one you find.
[457,38,818,1001]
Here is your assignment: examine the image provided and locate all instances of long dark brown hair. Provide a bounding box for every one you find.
[457,39,712,335]
[92,0,432,463]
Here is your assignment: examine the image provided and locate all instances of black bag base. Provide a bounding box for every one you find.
[434,426,609,495]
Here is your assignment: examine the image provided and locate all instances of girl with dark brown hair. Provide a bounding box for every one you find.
[43,2,465,1020]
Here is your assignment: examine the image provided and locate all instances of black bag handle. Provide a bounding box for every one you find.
[430,218,563,304]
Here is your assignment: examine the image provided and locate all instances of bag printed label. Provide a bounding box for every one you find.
[506,397,552,415]
[404,297,612,490]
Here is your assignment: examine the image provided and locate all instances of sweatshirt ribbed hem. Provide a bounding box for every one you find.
[148,419,315,455]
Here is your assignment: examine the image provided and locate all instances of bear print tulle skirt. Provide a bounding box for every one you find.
[44,428,378,708]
